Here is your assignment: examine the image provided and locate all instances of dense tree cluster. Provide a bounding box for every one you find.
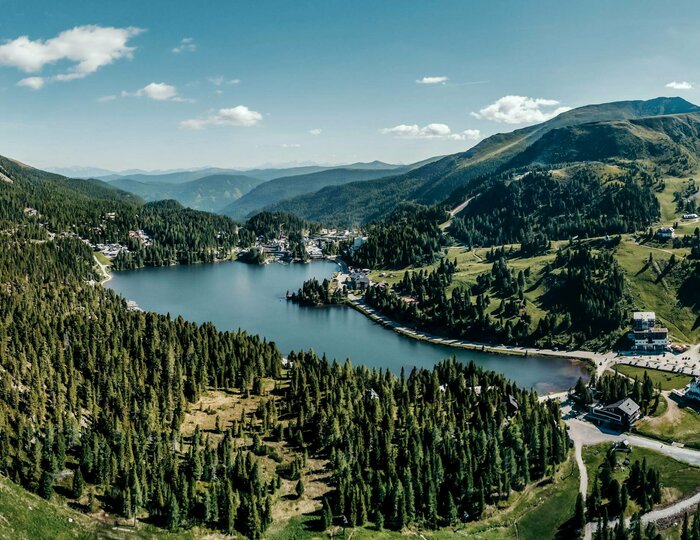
[449,169,660,249]
[289,278,347,306]
[245,211,319,241]
[595,371,660,415]
[587,448,661,520]
[0,236,281,537]
[364,258,531,343]
[283,353,570,530]
[352,203,448,268]
[358,216,627,347]
[114,201,253,269]
[538,246,627,341]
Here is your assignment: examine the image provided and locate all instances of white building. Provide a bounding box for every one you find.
[682,213,699,220]
[685,377,700,402]
[632,312,656,331]
[630,311,668,352]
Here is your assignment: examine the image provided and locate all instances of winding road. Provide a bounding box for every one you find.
[557,402,700,538]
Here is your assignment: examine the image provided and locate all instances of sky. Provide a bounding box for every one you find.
[1,0,699,172]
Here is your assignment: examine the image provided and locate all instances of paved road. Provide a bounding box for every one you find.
[567,418,700,466]
[564,409,700,539]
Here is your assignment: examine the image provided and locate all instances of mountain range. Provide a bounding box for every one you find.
[94,160,436,216]
[269,97,700,225]
[221,156,443,219]
[17,97,700,227]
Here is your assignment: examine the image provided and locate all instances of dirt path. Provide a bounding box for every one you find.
[93,255,112,284]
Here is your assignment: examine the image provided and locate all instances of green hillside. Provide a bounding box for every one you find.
[271,97,700,225]
[0,475,94,540]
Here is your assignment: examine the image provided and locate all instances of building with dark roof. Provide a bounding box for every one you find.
[588,398,641,428]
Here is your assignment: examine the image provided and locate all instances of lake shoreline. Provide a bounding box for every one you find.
[346,296,598,376]
[106,259,592,392]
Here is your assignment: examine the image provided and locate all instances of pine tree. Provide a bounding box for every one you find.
[39,470,53,500]
[72,468,84,499]
[321,497,332,531]
[166,492,180,531]
[295,479,305,499]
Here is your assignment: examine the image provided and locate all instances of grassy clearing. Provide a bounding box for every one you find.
[613,239,698,343]
[94,251,111,266]
[583,442,700,515]
[634,397,700,448]
[183,386,333,527]
[613,365,692,391]
[0,475,93,540]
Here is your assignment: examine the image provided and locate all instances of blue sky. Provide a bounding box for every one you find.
[1,0,699,171]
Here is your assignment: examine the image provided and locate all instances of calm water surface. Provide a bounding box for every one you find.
[107,260,589,392]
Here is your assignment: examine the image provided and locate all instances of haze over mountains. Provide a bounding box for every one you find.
[86,159,439,216]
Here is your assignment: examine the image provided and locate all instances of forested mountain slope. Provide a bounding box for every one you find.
[271,97,700,225]
[110,173,267,213]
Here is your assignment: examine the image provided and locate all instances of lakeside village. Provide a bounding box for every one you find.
[244,229,367,264]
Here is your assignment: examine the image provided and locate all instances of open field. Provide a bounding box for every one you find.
[613,365,692,391]
[634,397,700,448]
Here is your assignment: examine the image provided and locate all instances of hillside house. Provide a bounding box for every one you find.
[588,398,641,428]
[656,227,675,239]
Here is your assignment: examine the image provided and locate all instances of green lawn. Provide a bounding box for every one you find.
[583,443,700,512]
[634,402,700,448]
[613,365,692,391]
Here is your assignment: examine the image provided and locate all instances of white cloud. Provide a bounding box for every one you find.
[97,94,117,102]
[120,82,191,102]
[208,76,240,86]
[282,143,302,148]
[172,37,196,54]
[309,128,322,136]
[0,25,143,87]
[136,82,178,101]
[380,123,481,141]
[17,76,45,89]
[471,95,571,124]
[416,76,448,85]
[180,105,263,129]
[666,81,693,90]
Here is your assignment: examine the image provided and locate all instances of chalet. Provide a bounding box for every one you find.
[630,311,668,353]
[656,227,675,239]
[588,398,641,428]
